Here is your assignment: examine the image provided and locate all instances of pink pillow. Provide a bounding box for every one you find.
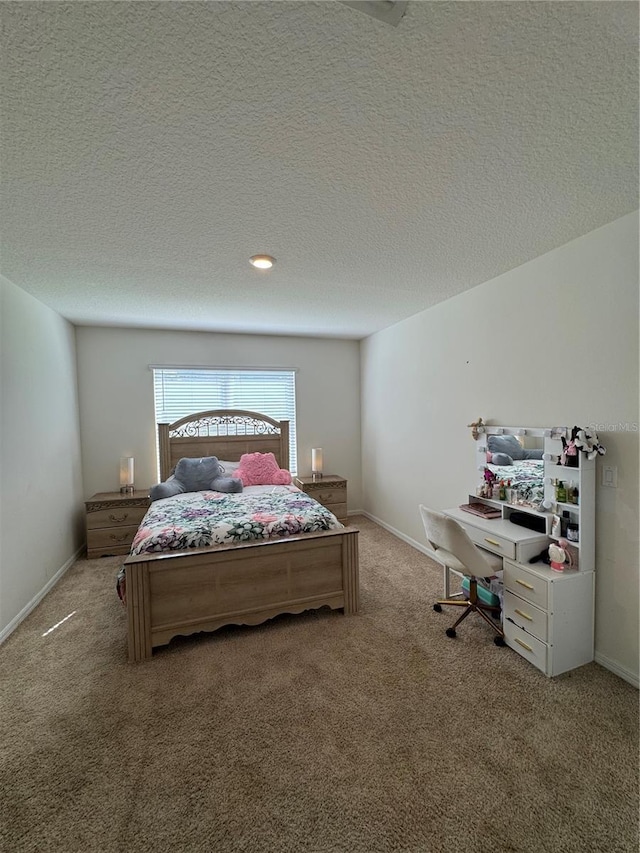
[234,452,292,486]
[486,451,493,463]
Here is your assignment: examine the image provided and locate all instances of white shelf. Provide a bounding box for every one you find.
[474,438,594,573]
[550,534,581,549]
[471,495,547,516]
[506,503,550,517]
[547,463,581,478]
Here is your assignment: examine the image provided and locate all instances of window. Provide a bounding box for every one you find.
[152,367,297,472]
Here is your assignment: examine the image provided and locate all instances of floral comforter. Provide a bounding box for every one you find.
[488,459,545,504]
[130,486,342,555]
[116,486,342,602]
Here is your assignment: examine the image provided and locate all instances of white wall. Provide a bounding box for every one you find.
[0,276,84,637]
[360,211,639,684]
[75,327,362,508]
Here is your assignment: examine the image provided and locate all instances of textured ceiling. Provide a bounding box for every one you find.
[1,1,638,339]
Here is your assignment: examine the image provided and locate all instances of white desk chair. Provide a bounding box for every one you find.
[419,505,505,645]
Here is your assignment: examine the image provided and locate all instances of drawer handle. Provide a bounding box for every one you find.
[515,579,534,590]
[108,513,128,523]
[109,533,129,543]
[514,637,533,653]
[514,608,533,621]
[484,538,501,547]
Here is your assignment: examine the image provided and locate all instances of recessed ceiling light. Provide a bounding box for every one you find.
[249,254,275,270]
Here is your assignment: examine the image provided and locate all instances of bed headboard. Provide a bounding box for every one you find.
[158,409,290,481]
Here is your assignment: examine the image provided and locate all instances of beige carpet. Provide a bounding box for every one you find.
[1,516,638,853]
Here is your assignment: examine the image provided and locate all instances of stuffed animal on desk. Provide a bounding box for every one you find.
[548,539,573,572]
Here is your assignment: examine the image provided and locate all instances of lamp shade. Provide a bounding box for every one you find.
[119,456,134,487]
[311,448,323,475]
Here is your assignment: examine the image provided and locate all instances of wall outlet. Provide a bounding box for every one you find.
[602,465,618,488]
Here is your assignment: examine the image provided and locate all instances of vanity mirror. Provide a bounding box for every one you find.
[467,422,595,571]
[472,425,567,512]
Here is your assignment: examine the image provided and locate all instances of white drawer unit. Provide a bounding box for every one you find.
[443,423,598,677]
[465,525,516,560]
[504,562,548,610]
[504,620,548,672]
[504,589,548,642]
[503,559,594,677]
[443,507,547,565]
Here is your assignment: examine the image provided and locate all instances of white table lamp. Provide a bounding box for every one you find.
[311,448,323,480]
[120,456,135,495]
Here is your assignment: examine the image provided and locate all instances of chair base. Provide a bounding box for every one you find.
[434,576,504,642]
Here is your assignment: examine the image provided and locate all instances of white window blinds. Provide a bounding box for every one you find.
[152,368,297,472]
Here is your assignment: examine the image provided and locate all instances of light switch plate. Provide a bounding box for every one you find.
[602,465,618,488]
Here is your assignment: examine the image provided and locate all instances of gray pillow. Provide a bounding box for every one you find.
[149,475,186,502]
[522,449,544,460]
[149,457,244,502]
[211,476,243,494]
[487,434,525,460]
[491,452,514,466]
[174,456,224,491]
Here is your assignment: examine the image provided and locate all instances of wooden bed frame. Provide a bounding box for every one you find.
[124,409,359,662]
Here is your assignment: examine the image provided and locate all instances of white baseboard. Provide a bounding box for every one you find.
[594,651,639,689]
[356,510,435,556]
[356,511,639,689]
[0,546,84,645]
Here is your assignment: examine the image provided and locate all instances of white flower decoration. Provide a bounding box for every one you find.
[574,428,606,460]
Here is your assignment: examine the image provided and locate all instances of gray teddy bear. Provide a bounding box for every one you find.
[149,456,243,502]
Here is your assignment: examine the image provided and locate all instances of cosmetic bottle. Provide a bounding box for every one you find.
[556,480,567,503]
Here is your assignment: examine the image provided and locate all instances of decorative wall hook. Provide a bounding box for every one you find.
[467,417,485,440]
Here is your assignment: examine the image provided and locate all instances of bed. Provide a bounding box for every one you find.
[486,459,545,505]
[485,433,546,506]
[122,409,359,662]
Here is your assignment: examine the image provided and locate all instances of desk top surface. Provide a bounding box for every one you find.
[443,506,549,544]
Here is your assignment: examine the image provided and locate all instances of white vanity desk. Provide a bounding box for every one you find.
[443,423,596,678]
[444,507,594,676]
[443,507,548,565]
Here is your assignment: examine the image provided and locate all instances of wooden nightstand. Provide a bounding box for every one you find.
[85,491,150,558]
[294,475,348,525]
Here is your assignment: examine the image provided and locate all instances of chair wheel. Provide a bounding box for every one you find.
[433,603,442,612]
[445,627,456,638]
[494,635,506,646]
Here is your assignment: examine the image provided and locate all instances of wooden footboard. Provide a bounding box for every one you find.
[125,527,359,662]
